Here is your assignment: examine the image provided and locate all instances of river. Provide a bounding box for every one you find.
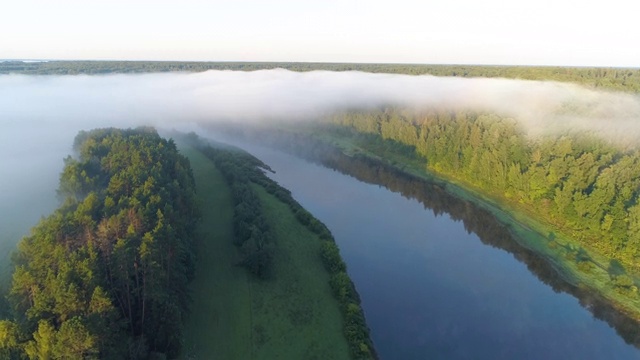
[216,135,640,360]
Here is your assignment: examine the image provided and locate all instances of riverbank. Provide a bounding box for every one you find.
[234,124,640,328]
[179,144,353,359]
[316,130,640,322]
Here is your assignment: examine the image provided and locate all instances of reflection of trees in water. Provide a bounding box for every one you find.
[254,131,640,348]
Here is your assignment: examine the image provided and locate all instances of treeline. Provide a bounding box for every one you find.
[196,142,376,359]
[328,109,640,279]
[2,60,640,93]
[0,128,198,359]
[199,147,275,278]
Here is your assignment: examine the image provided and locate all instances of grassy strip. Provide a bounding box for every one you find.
[249,184,351,359]
[180,146,252,360]
[198,142,376,359]
[248,163,377,360]
[180,144,357,359]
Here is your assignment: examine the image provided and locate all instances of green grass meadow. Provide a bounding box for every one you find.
[180,146,252,360]
[180,145,350,360]
[249,184,349,359]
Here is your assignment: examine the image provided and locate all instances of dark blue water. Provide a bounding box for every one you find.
[225,139,640,360]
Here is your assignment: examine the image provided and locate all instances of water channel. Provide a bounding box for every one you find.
[223,137,640,360]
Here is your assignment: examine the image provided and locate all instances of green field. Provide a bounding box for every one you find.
[180,146,350,359]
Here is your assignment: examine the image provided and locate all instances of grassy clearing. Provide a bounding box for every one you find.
[180,145,350,360]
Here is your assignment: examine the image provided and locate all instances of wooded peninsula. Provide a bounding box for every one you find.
[0,128,374,359]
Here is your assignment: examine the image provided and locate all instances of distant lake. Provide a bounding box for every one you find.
[220,137,640,360]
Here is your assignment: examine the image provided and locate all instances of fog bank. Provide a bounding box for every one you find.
[2,70,640,141]
[1,69,640,278]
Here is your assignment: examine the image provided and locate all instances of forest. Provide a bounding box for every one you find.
[0,128,199,359]
[1,60,639,93]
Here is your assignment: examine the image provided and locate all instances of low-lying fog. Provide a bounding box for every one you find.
[1,69,640,281]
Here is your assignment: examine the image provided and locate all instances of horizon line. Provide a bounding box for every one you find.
[1,58,638,70]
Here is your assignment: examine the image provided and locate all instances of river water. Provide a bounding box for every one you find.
[221,137,640,360]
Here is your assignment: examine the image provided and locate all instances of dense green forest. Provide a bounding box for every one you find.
[323,109,640,283]
[194,142,376,359]
[1,60,639,92]
[0,128,199,359]
[0,129,376,359]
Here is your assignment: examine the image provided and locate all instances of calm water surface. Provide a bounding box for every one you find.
[225,139,640,360]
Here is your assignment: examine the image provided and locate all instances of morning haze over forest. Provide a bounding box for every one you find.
[2,1,640,359]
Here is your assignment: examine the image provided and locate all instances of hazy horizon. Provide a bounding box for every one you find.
[3,59,640,70]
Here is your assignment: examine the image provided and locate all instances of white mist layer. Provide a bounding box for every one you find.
[2,69,640,142]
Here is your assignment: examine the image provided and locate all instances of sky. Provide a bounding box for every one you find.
[1,0,639,67]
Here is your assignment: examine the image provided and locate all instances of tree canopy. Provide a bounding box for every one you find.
[2,128,198,359]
